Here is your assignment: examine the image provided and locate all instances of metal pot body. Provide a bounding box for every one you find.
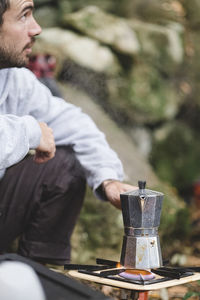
[120,234,163,269]
[120,182,164,269]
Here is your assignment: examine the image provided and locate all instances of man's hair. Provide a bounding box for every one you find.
[0,0,10,25]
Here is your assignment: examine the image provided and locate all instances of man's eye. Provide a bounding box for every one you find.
[20,11,29,21]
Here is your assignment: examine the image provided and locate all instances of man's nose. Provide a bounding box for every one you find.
[29,17,42,37]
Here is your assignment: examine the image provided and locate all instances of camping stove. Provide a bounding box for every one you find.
[120,181,163,269]
[64,181,200,299]
[65,258,200,299]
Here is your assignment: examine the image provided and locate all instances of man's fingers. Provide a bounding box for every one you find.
[35,122,56,164]
[103,181,138,209]
[34,148,56,164]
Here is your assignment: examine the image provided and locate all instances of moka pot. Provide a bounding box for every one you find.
[120,181,164,269]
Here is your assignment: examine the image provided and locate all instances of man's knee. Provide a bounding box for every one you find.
[42,146,86,195]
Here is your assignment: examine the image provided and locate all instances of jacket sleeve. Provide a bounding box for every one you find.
[16,69,124,198]
[0,114,41,169]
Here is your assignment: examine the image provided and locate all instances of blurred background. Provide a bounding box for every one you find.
[30,1,200,297]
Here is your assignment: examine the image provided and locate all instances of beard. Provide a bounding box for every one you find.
[0,38,35,69]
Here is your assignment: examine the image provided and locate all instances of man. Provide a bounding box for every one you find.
[0,0,137,265]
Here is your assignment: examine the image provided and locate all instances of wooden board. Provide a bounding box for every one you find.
[68,270,200,291]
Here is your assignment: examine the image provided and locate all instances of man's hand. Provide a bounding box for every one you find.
[102,180,138,209]
[34,122,56,164]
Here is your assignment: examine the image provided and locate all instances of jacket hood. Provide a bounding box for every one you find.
[0,69,10,105]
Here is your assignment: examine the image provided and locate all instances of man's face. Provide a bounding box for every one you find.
[0,0,41,68]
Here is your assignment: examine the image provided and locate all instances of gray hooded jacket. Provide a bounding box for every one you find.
[0,68,124,197]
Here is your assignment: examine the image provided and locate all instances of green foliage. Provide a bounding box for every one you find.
[171,208,191,239]
[150,122,200,191]
[127,65,178,122]
[108,64,180,126]
[34,6,59,28]
[151,183,190,255]
[181,0,200,28]
[71,187,123,263]
[183,291,200,300]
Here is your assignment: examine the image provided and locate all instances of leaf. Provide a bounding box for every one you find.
[183,291,200,300]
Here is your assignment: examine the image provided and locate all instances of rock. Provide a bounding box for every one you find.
[150,121,200,192]
[159,288,169,300]
[60,6,140,55]
[33,27,121,75]
[107,63,182,125]
[57,0,72,17]
[181,0,200,28]
[129,126,152,158]
[128,64,181,123]
[170,253,187,266]
[181,32,200,111]
[58,0,114,17]
[34,0,52,7]
[60,6,184,72]
[128,19,184,72]
[114,0,183,23]
[34,6,59,28]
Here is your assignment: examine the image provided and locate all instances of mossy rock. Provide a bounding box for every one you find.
[60,0,114,13]
[113,0,182,23]
[61,6,140,56]
[181,0,200,28]
[34,0,53,8]
[107,64,181,126]
[127,65,179,124]
[180,32,200,111]
[128,20,184,73]
[34,6,59,28]
[150,121,200,192]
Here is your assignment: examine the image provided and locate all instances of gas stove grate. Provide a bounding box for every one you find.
[64,258,199,286]
[77,269,194,286]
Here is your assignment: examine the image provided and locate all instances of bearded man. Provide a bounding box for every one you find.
[0,0,136,266]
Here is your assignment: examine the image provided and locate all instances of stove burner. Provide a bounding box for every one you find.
[119,269,155,281]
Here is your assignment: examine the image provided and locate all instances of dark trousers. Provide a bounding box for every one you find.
[0,146,86,265]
